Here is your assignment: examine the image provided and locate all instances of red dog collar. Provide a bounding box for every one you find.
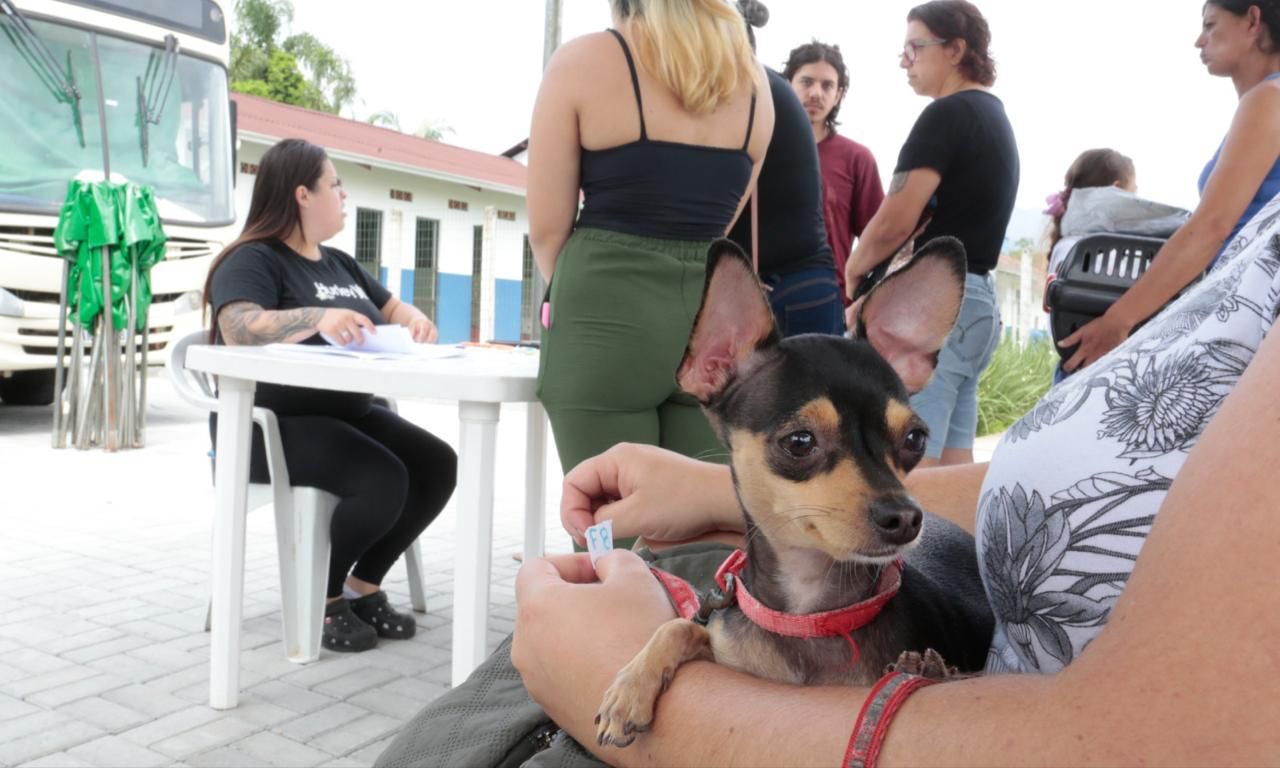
[715,550,902,644]
[651,550,903,666]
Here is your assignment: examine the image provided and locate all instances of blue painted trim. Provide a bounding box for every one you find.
[436,273,472,344]
[400,268,415,304]
[378,266,389,287]
[494,278,522,342]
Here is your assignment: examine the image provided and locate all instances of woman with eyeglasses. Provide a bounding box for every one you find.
[844,0,1018,471]
[1057,0,1280,373]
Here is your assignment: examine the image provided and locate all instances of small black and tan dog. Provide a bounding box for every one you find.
[595,237,994,748]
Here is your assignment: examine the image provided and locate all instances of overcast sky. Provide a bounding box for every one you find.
[288,0,1234,213]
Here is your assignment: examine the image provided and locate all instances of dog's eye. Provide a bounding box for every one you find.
[903,428,928,455]
[780,430,817,458]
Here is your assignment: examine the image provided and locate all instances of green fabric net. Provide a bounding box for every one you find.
[52,180,167,332]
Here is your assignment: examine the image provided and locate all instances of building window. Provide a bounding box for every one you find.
[390,189,413,202]
[449,199,469,211]
[470,224,483,342]
[497,210,516,222]
[414,218,439,320]
[239,162,258,175]
[355,208,383,278]
[521,235,538,341]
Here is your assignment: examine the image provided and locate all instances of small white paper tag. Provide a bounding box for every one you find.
[585,519,614,569]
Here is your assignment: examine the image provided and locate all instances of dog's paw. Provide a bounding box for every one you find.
[885,648,958,680]
[594,663,673,748]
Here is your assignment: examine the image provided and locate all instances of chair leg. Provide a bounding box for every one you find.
[405,538,427,613]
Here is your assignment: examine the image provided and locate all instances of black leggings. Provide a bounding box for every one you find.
[218,405,457,597]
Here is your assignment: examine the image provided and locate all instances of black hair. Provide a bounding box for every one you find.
[736,0,769,49]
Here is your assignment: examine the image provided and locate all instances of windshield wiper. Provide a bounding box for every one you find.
[136,34,178,167]
[0,0,85,147]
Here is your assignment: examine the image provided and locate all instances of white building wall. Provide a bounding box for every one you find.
[235,139,530,342]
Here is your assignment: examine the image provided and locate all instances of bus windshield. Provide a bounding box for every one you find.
[0,14,233,225]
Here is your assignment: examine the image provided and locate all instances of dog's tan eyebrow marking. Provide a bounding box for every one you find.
[885,400,915,439]
[796,398,841,434]
[885,400,918,477]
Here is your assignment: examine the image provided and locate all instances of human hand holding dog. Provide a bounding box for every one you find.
[561,443,744,549]
[512,551,675,743]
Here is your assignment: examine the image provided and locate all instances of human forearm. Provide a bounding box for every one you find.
[845,170,937,294]
[1103,216,1230,329]
[530,230,569,282]
[566,662,857,768]
[846,212,915,278]
[904,462,987,534]
[386,299,426,328]
[217,302,322,346]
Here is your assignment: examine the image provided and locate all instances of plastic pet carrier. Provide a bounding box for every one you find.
[1045,234,1169,360]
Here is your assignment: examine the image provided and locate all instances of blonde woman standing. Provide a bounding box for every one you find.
[529,0,774,478]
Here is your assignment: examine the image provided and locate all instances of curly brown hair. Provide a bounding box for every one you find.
[782,41,849,133]
[907,0,997,87]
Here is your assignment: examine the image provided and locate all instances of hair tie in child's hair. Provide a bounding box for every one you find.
[1043,190,1068,218]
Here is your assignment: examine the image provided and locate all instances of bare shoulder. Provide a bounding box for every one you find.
[1237,77,1280,124]
[544,32,619,79]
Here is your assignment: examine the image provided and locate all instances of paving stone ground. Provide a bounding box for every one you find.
[0,374,569,767]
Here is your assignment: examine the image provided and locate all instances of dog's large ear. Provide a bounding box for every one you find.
[677,239,779,403]
[852,236,967,394]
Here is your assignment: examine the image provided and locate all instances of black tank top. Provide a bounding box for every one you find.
[575,29,756,242]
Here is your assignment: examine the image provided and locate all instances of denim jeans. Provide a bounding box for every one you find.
[910,272,1002,458]
[761,267,844,337]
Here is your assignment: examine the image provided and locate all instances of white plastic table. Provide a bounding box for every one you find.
[185,344,547,709]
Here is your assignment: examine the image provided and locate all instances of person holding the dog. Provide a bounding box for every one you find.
[784,39,885,305]
[508,173,1280,768]
[843,0,1018,470]
[1059,0,1280,372]
[528,0,774,475]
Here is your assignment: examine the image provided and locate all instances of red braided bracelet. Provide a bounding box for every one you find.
[843,671,937,768]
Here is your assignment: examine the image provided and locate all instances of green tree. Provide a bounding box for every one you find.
[229,0,355,114]
[367,111,402,131]
[365,112,454,142]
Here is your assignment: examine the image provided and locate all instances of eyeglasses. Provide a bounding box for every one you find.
[901,37,946,64]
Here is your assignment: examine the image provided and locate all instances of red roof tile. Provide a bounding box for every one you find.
[232,93,527,194]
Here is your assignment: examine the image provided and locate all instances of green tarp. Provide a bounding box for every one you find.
[52,180,167,331]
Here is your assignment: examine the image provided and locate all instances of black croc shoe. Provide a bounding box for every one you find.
[349,590,416,639]
[323,599,378,653]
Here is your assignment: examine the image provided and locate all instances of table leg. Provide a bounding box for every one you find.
[452,400,500,686]
[523,402,548,564]
[209,378,254,709]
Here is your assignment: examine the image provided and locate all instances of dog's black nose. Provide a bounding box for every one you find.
[870,498,923,546]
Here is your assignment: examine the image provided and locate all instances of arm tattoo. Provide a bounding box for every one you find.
[218,301,324,346]
[888,172,909,196]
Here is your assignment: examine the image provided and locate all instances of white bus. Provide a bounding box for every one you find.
[0,0,234,404]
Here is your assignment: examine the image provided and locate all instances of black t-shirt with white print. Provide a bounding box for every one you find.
[210,239,392,419]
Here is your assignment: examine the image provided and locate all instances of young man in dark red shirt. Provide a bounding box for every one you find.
[785,41,885,304]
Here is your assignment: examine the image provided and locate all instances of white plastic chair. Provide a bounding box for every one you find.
[166,331,427,663]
